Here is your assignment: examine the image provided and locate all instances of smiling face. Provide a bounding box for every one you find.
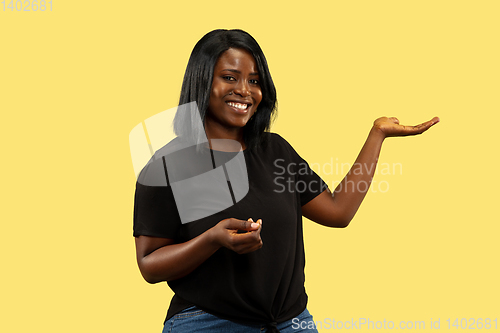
[205,48,262,143]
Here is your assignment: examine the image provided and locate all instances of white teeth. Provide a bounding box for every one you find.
[227,102,248,110]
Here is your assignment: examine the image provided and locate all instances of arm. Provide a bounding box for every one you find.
[135,218,262,283]
[302,116,439,228]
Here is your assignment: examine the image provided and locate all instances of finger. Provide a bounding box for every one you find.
[230,230,260,243]
[418,117,440,131]
[237,242,263,254]
[246,221,262,236]
[389,117,400,124]
[248,218,263,227]
[244,218,255,231]
[403,117,440,135]
[225,218,259,230]
[229,230,263,251]
[253,222,262,235]
[239,218,260,230]
[246,241,264,253]
[236,236,263,253]
[417,117,440,128]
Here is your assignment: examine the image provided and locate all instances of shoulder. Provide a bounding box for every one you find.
[250,132,303,164]
[137,137,191,187]
[261,132,292,148]
[260,132,297,153]
[153,136,192,159]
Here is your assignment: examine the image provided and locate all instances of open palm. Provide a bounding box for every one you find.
[374,116,440,138]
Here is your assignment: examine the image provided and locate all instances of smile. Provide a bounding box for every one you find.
[226,101,250,110]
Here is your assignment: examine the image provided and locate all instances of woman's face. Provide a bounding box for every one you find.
[205,48,262,137]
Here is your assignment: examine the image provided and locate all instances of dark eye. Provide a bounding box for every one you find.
[249,79,259,85]
[222,76,236,81]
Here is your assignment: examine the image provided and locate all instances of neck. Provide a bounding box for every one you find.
[204,120,246,150]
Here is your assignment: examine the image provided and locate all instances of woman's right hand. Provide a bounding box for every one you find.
[135,218,263,283]
[210,218,263,254]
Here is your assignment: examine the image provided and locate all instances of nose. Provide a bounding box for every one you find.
[233,80,251,97]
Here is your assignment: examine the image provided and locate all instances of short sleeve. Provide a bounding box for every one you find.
[133,156,182,238]
[133,182,182,238]
[271,133,329,206]
[297,161,328,206]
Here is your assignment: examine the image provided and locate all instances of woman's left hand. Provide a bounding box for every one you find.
[373,116,440,138]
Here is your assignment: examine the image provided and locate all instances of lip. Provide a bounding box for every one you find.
[225,100,253,114]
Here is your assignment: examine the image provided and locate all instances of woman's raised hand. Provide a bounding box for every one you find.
[373,116,440,138]
[209,218,263,254]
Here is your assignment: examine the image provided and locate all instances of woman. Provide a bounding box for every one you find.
[133,29,439,333]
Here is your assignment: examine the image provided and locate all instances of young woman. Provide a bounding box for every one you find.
[133,29,439,333]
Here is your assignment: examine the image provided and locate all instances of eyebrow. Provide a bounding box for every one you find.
[222,69,259,76]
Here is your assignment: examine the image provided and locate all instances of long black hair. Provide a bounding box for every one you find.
[173,29,277,149]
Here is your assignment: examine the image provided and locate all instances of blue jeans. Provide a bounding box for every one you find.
[162,306,319,333]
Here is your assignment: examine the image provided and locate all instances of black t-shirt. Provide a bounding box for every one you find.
[133,132,327,325]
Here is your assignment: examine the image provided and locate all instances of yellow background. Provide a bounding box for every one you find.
[1,1,498,332]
